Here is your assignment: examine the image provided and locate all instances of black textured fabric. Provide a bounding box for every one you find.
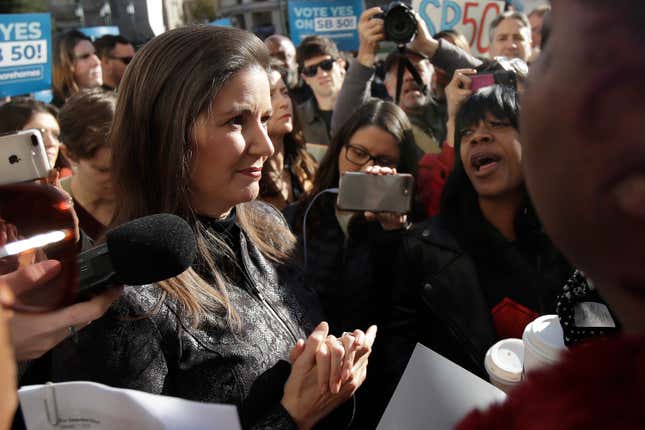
[21,201,333,429]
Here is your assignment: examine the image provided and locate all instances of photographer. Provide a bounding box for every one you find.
[286,99,421,428]
[418,58,527,217]
[331,6,482,149]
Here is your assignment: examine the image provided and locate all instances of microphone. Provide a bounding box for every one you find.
[77,214,196,295]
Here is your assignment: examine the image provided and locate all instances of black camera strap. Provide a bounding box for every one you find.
[394,45,428,105]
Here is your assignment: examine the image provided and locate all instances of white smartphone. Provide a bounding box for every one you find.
[337,172,414,213]
[0,129,51,185]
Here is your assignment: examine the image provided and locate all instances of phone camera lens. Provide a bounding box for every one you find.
[31,135,39,147]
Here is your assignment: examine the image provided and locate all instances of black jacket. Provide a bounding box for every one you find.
[285,196,404,429]
[386,198,572,388]
[285,196,401,334]
[386,218,496,383]
[19,203,349,430]
[294,98,331,147]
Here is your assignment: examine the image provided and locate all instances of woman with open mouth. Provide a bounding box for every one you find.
[385,84,573,385]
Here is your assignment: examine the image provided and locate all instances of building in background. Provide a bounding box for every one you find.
[3,0,393,44]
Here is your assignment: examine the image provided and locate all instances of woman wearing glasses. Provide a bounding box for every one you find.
[52,30,103,107]
[285,99,422,428]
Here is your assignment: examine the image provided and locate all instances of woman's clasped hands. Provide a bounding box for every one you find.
[281,321,377,430]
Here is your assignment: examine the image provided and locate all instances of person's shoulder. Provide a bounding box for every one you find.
[295,98,316,122]
[109,284,164,318]
[247,200,290,227]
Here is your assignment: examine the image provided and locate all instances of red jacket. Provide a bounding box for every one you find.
[417,144,455,217]
[457,334,645,430]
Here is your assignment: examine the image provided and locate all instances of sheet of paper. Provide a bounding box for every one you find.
[19,381,241,430]
[377,343,507,430]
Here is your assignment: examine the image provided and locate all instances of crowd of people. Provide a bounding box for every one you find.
[1,0,644,429]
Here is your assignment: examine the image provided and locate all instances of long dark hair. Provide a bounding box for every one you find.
[52,30,92,103]
[260,60,317,204]
[0,98,58,133]
[295,99,420,232]
[109,26,295,328]
[440,85,522,235]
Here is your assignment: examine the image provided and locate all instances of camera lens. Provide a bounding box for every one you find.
[31,134,39,147]
[384,3,417,45]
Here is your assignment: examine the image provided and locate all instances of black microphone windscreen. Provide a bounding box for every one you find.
[105,214,196,285]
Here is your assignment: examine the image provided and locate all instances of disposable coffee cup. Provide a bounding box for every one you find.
[522,314,566,375]
[484,338,524,393]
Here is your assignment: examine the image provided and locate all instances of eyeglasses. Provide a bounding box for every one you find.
[302,58,335,77]
[344,144,398,168]
[109,55,133,65]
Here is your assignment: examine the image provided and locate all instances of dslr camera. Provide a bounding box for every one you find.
[377,2,418,45]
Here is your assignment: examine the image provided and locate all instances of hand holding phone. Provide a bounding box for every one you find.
[0,129,51,186]
[337,169,414,214]
[470,70,517,92]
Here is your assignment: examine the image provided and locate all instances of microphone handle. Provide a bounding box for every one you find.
[77,243,117,297]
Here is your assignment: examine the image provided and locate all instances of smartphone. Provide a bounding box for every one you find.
[337,172,414,213]
[0,129,51,185]
[470,70,517,92]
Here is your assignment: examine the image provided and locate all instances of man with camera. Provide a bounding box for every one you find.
[331,4,482,154]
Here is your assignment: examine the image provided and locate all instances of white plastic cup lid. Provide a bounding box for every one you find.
[485,338,524,383]
[522,314,566,362]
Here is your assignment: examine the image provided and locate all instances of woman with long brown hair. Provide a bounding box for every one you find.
[29,26,375,429]
[259,59,317,210]
[51,30,102,107]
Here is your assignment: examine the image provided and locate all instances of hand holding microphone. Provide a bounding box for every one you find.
[1,213,197,360]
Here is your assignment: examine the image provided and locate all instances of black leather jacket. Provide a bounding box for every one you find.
[21,203,338,429]
[386,218,497,384]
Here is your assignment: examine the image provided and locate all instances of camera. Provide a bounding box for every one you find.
[378,2,418,45]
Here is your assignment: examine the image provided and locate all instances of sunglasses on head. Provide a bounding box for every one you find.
[302,58,335,77]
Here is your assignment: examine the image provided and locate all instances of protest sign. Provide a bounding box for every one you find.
[413,0,505,56]
[0,13,51,97]
[210,17,233,27]
[288,0,363,51]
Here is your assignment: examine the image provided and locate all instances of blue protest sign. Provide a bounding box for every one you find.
[78,26,120,41]
[288,0,363,51]
[210,17,233,27]
[0,13,51,98]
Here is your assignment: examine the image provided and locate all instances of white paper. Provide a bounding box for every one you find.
[377,343,507,430]
[19,381,241,430]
